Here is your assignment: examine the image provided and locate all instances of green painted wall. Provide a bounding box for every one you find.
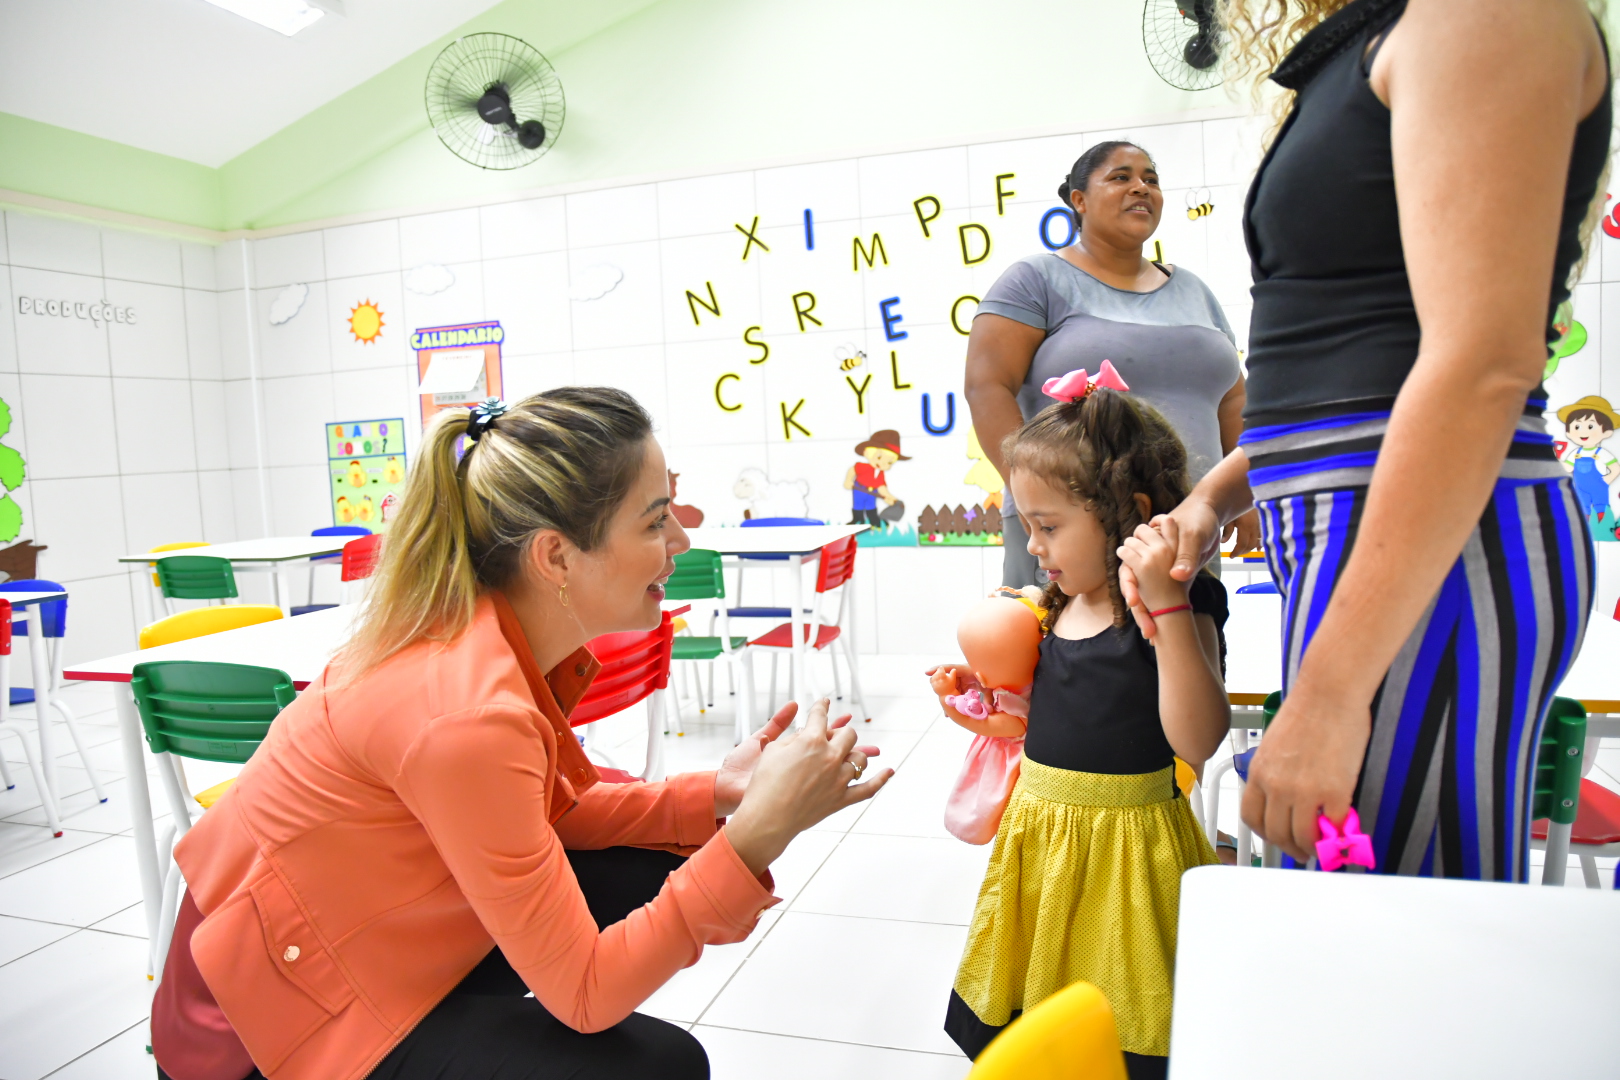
[0,112,222,229]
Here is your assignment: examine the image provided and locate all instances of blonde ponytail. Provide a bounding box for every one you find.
[335,387,653,678]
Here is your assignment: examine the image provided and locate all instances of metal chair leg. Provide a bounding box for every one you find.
[1542,820,1572,885]
[1579,851,1601,889]
[0,748,12,790]
[838,635,869,721]
[50,699,107,803]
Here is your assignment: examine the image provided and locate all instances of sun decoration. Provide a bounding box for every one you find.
[348,299,385,344]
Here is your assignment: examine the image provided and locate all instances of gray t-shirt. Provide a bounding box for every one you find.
[979,253,1241,502]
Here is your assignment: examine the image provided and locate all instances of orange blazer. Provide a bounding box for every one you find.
[175,593,777,1080]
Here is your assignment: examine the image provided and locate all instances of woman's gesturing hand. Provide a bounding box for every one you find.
[713,701,879,818]
[724,698,894,876]
[1239,687,1371,862]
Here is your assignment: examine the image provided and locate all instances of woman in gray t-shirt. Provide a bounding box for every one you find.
[964,140,1260,587]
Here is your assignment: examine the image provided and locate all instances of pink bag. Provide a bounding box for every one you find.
[944,733,1025,845]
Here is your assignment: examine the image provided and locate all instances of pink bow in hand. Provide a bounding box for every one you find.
[1041,360,1130,403]
[1316,808,1377,872]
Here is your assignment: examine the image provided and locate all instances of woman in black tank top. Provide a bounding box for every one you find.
[1128,0,1611,880]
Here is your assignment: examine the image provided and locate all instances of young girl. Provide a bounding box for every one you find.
[939,373,1228,1080]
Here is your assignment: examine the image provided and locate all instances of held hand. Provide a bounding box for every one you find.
[1239,687,1371,862]
[1116,519,1191,613]
[925,664,970,699]
[1124,503,1223,640]
[1224,509,1262,558]
[714,702,880,818]
[725,699,894,875]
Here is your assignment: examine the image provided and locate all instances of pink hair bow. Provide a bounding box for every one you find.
[1316,808,1377,872]
[1041,360,1130,403]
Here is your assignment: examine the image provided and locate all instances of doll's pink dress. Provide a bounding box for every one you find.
[943,679,1030,845]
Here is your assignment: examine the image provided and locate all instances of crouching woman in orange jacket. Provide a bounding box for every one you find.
[151,387,892,1080]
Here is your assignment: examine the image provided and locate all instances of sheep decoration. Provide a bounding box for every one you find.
[733,467,811,521]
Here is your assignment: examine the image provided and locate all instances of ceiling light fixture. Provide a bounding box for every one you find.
[197,0,344,37]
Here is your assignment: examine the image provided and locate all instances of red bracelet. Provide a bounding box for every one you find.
[1148,603,1193,618]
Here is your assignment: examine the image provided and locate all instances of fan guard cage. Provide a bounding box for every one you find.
[1142,0,1225,92]
[425,33,566,170]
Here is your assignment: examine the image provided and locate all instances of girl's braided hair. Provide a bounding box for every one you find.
[1003,389,1190,631]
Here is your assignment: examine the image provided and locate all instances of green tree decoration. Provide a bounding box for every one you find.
[0,398,27,542]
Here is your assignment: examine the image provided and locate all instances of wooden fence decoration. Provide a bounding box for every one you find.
[918,503,1001,541]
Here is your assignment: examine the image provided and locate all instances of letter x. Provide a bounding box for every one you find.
[735,216,771,261]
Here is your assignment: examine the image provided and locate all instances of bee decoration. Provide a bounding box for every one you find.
[835,343,867,372]
[1186,189,1215,221]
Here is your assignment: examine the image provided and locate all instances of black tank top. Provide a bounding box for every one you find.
[1242,0,1613,420]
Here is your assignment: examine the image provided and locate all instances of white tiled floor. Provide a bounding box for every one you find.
[2,666,1616,1080]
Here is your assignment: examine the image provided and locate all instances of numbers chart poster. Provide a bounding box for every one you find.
[328,419,407,532]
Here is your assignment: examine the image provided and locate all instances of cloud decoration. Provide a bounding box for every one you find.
[268,283,309,326]
[568,264,624,302]
[404,263,456,296]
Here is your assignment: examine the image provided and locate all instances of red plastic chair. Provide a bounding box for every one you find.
[341,534,383,583]
[748,535,868,720]
[1532,778,1620,887]
[0,600,62,836]
[571,611,676,780]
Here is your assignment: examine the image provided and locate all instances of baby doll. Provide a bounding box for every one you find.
[929,589,1045,844]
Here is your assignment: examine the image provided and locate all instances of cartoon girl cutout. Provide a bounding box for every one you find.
[1557,395,1620,534]
[844,429,910,527]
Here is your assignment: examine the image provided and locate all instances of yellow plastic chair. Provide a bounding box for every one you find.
[139,605,284,649]
[147,541,210,587]
[137,605,286,812]
[968,980,1128,1080]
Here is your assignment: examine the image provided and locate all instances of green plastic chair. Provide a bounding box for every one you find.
[131,660,295,979]
[1531,696,1587,886]
[153,555,238,614]
[665,549,754,742]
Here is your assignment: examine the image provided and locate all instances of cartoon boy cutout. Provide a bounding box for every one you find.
[1557,394,1620,524]
[844,430,910,527]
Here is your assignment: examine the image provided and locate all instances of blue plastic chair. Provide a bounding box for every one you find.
[5,580,107,803]
[728,517,823,619]
[296,526,371,616]
[1235,581,1279,595]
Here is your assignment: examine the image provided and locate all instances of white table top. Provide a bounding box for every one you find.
[1170,866,1620,1079]
[117,536,353,564]
[0,589,67,608]
[64,605,357,688]
[683,524,867,556]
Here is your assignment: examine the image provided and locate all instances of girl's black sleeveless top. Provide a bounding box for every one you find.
[1242,0,1613,420]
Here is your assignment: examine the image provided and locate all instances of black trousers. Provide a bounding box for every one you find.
[160,848,702,1080]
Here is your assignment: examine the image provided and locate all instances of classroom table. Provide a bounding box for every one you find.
[65,605,356,972]
[1169,865,1620,1078]
[681,525,867,714]
[0,588,67,810]
[117,536,354,617]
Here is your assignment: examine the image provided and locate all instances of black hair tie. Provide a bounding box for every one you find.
[466,397,508,443]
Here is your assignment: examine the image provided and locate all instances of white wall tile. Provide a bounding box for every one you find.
[180,242,217,290]
[479,197,567,260]
[500,352,575,403]
[267,464,334,537]
[326,274,409,372]
[105,280,189,379]
[323,220,401,280]
[55,573,139,664]
[214,238,247,292]
[28,476,126,582]
[400,207,481,266]
[120,471,203,554]
[185,289,222,380]
[657,173,756,240]
[9,267,110,377]
[566,185,659,248]
[252,232,324,289]
[966,133,1090,214]
[222,379,261,471]
[258,373,336,468]
[216,288,250,380]
[197,469,237,543]
[1202,115,1267,189]
[858,147,972,218]
[19,373,118,480]
[330,367,413,434]
[4,212,102,276]
[0,265,16,373]
[565,243,663,351]
[1084,120,1207,190]
[189,380,231,473]
[756,159,862,232]
[401,260,486,339]
[254,283,331,377]
[483,253,571,356]
[112,378,197,474]
[99,229,182,287]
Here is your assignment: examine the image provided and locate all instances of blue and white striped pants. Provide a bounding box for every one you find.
[1243,403,1594,880]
